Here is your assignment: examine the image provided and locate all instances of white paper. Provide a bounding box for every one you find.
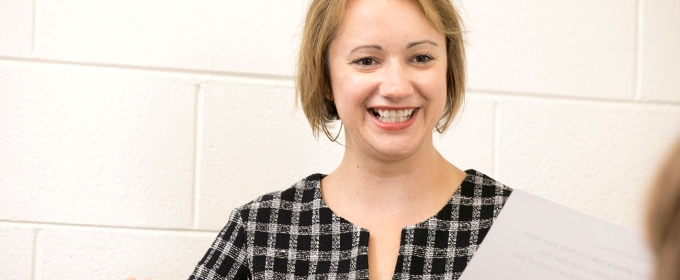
[460,190,652,280]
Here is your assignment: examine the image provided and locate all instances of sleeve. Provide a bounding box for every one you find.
[188,209,251,280]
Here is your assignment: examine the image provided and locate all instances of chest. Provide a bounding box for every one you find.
[245,221,485,279]
[367,229,403,280]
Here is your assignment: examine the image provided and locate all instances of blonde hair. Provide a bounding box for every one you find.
[296,0,466,141]
[646,137,680,280]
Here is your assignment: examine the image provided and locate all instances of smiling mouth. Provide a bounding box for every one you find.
[370,108,416,123]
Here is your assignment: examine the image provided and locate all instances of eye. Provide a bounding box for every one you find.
[412,54,435,64]
[352,57,377,67]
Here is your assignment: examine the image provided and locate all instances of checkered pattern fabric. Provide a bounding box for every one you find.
[189,169,512,280]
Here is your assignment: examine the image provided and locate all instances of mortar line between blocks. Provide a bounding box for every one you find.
[467,89,680,107]
[634,0,644,101]
[0,220,219,236]
[193,84,206,229]
[32,229,40,280]
[493,102,501,178]
[0,56,293,85]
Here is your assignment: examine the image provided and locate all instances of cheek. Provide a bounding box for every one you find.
[433,67,449,103]
[419,71,448,102]
[333,76,375,107]
[415,70,449,125]
[331,82,361,122]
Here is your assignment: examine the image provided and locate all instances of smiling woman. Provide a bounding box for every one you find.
[187,0,512,279]
[325,0,450,162]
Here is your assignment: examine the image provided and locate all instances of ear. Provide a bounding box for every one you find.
[325,93,334,101]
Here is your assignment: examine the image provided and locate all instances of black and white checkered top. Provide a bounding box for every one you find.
[189,169,512,280]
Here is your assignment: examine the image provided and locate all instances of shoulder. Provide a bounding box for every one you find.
[430,169,513,237]
[460,169,513,200]
[189,175,325,279]
[231,173,325,225]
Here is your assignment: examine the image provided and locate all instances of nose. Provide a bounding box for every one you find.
[379,61,413,101]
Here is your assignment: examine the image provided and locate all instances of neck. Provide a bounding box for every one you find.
[340,140,441,181]
[325,138,461,211]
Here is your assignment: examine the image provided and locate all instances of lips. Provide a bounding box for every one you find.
[370,108,416,123]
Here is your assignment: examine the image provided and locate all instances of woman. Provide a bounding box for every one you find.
[189,0,512,279]
[646,138,680,280]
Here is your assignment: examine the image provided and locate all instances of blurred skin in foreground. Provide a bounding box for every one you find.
[646,137,680,280]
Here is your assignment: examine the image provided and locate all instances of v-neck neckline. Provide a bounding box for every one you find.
[312,170,475,279]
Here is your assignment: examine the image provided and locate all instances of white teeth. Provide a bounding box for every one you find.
[373,108,416,123]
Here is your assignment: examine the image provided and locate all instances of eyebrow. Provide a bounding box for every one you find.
[350,45,382,53]
[407,40,438,48]
[349,40,439,54]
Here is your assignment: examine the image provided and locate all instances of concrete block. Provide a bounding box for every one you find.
[434,95,495,176]
[461,0,637,99]
[198,80,343,230]
[38,228,215,280]
[0,227,34,280]
[640,0,680,102]
[0,0,32,57]
[34,0,310,75]
[35,0,214,70]
[0,62,197,228]
[210,0,309,76]
[497,99,680,229]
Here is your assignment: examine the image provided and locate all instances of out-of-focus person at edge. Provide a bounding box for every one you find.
[646,137,680,280]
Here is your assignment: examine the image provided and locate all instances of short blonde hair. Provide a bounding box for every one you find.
[646,137,680,280]
[296,0,466,140]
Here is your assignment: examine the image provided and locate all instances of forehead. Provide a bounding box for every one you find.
[333,0,444,49]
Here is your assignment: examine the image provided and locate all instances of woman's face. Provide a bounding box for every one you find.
[327,0,448,161]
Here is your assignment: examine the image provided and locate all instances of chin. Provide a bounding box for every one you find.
[371,141,423,161]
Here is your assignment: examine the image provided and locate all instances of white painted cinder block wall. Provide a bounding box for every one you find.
[1,0,679,279]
